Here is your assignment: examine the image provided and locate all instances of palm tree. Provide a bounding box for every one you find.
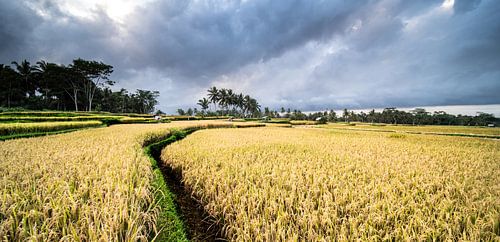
[226,89,236,114]
[236,93,244,116]
[243,95,252,117]
[207,86,219,112]
[35,60,52,102]
[253,98,261,117]
[197,97,210,115]
[343,108,349,123]
[11,60,36,97]
[205,86,261,117]
[247,98,260,117]
[218,88,228,114]
[35,60,48,71]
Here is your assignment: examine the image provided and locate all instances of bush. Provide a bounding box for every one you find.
[266,119,291,124]
[100,118,122,126]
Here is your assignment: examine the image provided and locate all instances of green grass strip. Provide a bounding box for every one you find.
[0,127,98,141]
[144,130,191,242]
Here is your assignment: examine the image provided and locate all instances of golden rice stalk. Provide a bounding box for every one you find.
[0,121,102,136]
[162,127,500,241]
[0,120,234,241]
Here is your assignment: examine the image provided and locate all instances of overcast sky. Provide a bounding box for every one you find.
[1,0,499,113]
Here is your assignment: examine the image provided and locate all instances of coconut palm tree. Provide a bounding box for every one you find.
[207,86,219,112]
[245,97,260,117]
[252,98,261,117]
[35,60,52,101]
[197,97,210,115]
[236,93,244,116]
[243,95,252,117]
[218,88,228,114]
[11,60,36,97]
[226,89,234,113]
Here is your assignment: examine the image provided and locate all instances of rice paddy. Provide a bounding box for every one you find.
[1,118,499,241]
[162,127,500,241]
[0,121,102,136]
[0,121,236,241]
[322,123,500,138]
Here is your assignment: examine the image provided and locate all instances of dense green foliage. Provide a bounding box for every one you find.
[0,59,159,113]
[265,107,499,126]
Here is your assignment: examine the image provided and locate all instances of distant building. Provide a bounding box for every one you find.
[487,123,495,127]
[154,115,162,121]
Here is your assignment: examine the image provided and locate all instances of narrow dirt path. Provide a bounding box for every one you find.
[158,164,226,241]
[148,129,226,241]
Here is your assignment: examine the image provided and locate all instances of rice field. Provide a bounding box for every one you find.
[0,121,102,136]
[322,123,500,137]
[1,119,499,241]
[0,121,236,241]
[119,117,170,124]
[162,127,500,241]
[0,116,122,122]
[289,120,318,125]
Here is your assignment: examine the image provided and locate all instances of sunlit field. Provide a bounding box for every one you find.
[162,127,500,240]
[321,123,500,137]
[0,121,237,240]
[0,121,102,136]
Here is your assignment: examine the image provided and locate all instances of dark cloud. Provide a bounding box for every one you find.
[124,0,370,79]
[0,0,119,64]
[0,1,42,60]
[0,0,499,113]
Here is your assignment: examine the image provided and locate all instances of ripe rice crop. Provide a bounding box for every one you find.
[290,120,318,125]
[324,123,500,137]
[0,111,97,117]
[0,121,102,136]
[163,115,229,121]
[0,121,235,241]
[162,127,500,241]
[119,117,167,124]
[229,122,266,128]
[265,118,290,124]
[0,116,122,122]
[265,123,293,128]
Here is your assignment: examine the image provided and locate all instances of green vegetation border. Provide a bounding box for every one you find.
[144,130,190,242]
[144,127,212,241]
[0,127,99,141]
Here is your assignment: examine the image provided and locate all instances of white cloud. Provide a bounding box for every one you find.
[441,0,455,10]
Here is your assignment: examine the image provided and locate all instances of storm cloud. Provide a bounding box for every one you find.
[1,0,499,112]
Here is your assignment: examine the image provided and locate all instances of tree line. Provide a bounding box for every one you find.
[0,59,159,113]
[183,87,497,126]
[179,86,261,117]
[266,107,498,126]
